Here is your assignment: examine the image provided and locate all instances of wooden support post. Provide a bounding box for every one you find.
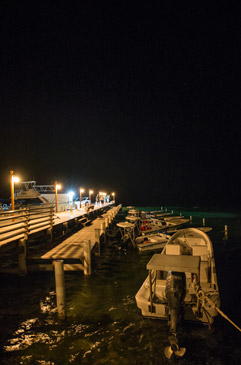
[84,240,91,275]
[74,218,78,228]
[203,218,205,226]
[105,217,109,229]
[101,221,106,243]
[54,260,66,318]
[100,221,105,235]
[190,216,192,222]
[95,228,101,256]
[46,228,53,242]
[18,238,28,275]
[62,222,68,235]
[224,225,228,240]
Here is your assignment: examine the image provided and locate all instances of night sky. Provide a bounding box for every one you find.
[1,2,241,207]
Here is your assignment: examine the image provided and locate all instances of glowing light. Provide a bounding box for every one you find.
[80,188,85,193]
[12,176,20,183]
[68,191,75,200]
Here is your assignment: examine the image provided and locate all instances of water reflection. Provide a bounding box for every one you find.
[0,207,241,364]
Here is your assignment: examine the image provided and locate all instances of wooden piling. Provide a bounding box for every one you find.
[18,238,28,275]
[95,228,101,255]
[203,218,205,226]
[84,240,91,275]
[224,225,228,240]
[54,260,66,318]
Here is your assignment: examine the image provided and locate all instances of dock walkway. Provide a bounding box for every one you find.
[28,205,122,273]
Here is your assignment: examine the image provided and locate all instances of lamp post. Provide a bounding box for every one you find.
[79,188,85,208]
[55,182,62,213]
[10,171,20,211]
[89,190,93,206]
[112,192,115,203]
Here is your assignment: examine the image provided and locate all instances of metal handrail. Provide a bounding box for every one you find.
[0,204,54,246]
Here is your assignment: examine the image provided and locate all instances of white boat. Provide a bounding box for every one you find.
[135,227,220,329]
[126,209,143,221]
[135,233,171,252]
[141,217,189,235]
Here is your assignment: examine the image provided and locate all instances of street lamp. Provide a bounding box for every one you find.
[89,190,93,206]
[10,171,20,211]
[112,192,115,203]
[79,188,85,208]
[55,182,62,213]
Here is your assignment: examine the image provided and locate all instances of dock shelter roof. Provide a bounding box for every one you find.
[147,254,200,274]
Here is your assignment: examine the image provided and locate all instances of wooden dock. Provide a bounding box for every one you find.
[27,205,122,274]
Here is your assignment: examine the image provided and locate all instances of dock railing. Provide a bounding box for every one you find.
[0,204,54,247]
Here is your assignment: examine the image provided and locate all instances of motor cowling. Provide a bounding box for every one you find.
[165,271,186,334]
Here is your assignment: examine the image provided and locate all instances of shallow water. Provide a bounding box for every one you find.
[0,206,241,364]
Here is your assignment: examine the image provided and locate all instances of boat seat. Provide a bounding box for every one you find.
[166,244,181,255]
[192,245,208,261]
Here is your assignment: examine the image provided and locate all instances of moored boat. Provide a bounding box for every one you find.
[141,217,189,235]
[135,227,220,329]
[135,233,171,252]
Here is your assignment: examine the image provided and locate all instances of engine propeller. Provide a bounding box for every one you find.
[164,335,186,359]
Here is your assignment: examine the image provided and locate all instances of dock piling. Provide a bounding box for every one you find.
[224,225,228,240]
[18,238,28,275]
[203,218,206,226]
[95,228,101,255]
[54,260,66,318]
[84,240,91,275]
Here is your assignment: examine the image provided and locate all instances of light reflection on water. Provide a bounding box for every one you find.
[0,206,241,364]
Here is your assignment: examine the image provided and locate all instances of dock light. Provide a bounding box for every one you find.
[89,190,94,205]
[55,182,62,213]
[112,192,115,203]
[68,191,75,210]
[68,191,75,201]
[10,171,20,211]
[79,188,85,207]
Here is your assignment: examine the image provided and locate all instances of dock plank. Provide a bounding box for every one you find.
[40,207,116,260]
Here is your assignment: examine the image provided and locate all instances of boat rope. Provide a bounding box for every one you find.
[105,228,121,237]
[197,289,241,333]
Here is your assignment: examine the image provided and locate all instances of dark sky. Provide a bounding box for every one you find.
[1,2,241,207]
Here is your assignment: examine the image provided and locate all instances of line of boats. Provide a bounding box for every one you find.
[120,208,221,358]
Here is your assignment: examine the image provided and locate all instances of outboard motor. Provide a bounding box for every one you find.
[165,270,186,334]
[164,271,186,359]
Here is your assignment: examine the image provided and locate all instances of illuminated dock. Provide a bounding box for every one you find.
[28,205,122,274]
[0,203,122,275]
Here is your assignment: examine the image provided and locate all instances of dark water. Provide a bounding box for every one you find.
[0,206,241,364]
